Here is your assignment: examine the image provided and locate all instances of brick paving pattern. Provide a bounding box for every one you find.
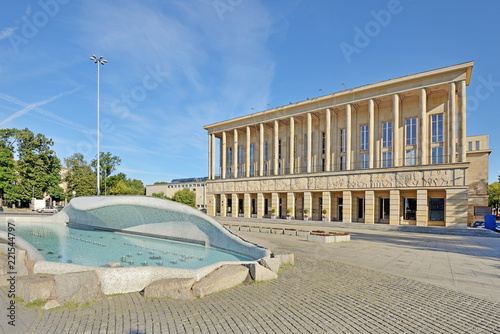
[2,255,500,334]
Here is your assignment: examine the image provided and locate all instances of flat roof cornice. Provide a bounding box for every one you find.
[204,61,474,133]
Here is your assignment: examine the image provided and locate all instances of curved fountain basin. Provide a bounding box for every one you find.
[0,196,271,294]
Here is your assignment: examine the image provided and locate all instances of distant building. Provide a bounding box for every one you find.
[203,62,491,227]
[146,177,208,210]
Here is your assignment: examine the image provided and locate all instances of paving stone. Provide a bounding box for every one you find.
[143,278,195,300]
[54,270,100,305]
[260,257,281,273]
[17,274,55,303]
[247,263,278,281]
[192,265,249,298]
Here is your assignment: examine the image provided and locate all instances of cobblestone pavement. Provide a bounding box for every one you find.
[2,255,500,334]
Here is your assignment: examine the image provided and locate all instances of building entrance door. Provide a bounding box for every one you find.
[338,198,343,221]
[279,198,282,218]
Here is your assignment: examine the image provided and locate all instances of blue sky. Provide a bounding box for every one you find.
[0,0,499,185]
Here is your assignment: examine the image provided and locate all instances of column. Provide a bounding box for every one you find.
[271,192,279,217]
[458,80,467,162]
[274,120,279,175]
[287,192,295,219]
[322,191,331,221]
[259,123,264,176]
[342,190,352,223]
[393,94,400,167]
[306,112,312,173]
[221,131,227,179]
[346,104,352,170]
[368,99,375,169]
[420,88,428,165]
[304,191,312,219]
[233,129,238,178]
[325,109,331,172]
[416,189,428,226]
[207,194,215,216]
[365,190,375,224]
[211,134,216,179]
[446,188,468,227]
[290,116,295,174]
[232,193,239,218]
[208,134,212,179]
[246,126,251,177]
[389,189,400,225]
[256,193,264,218]
[243,193,251,218]
[220,193,227,217]
[449,82,457,163]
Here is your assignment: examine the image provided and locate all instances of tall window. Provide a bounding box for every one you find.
[361,153,369,169]
[405,118,417,145]
[322,132,326,154]
[382,122,392,148]
[404,198,417,220]
[237,166,242,177]
[361,125,368,151]
[340,156,346,171]
[226,167,231,178]
[431,114,443,143]
[432,146,443,164]
[278,162,281,175]
[382,151,392,168]
[278,140,282,160]
[238,145,243,165]
[250,144,255,163]
[304,135,308,157]
[379,198,390,220]
[263,142,268,162]
[227,147,232,165]
[340,129,346,153]
[468,141,472,151]
[429,198,445,221]
[476,141,480,150]
[250,165,255,177]
[263,164,267,176]
[406,149,417,166]
[322,158,326,172]
[358,198,365,219]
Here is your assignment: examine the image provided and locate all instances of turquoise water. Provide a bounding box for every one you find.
[1,223,252,269]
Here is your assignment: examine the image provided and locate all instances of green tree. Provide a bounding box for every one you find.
[91,152,121,193]
[64,153,97,197]
[488,182,500,214]
[172,188,196,208]
[152,192,171,200]
[0,144,16,203]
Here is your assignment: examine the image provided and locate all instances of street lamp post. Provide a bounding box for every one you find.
[89,55,107,196]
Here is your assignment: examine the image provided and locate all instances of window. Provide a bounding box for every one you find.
[250,165,255,177]
[278,162,281,175]
[431,114,443,143]
[404,198,416,220]
[382,122,392,148]
[361,125,368,151]
[263,142,268,161]
[340,156,346,171]
[294,136,297,157]
[238,145,243,165]
[304,135,308,157]
[406,149,417,166]
[263,164,267,176]
[226,167,231,178]
[379,198,390,220]
[358,198,365,219]
[250,144,255,163]
[227,147,232,165]
[237,166,242,177]
[476,141,480,151]
[322,158,325,172]
[322,132,326,154]
[361,153,369,169]
[468,141,472,151]
[405,118,417,146]
[382,151,392,168]
[340,129,346,153]
[429,198,445,221]
[432,146,443,164]
[278,140,282,160]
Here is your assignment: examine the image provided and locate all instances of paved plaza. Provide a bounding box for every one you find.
[1,219,500,333]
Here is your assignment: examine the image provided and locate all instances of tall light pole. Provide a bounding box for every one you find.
[89,55,107,196]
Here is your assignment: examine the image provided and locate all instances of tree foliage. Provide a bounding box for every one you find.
[91,152,121,179]
[64,153,97,197]
[108,173,145,195]
[488,182,500,213]
[172,188,196,208]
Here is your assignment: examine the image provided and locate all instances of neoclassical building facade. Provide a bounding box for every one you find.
[204,62,490,227]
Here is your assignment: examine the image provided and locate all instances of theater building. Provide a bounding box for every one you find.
[203,62,490,227]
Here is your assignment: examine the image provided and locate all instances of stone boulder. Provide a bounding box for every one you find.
[273,251,294,265]
[143,278,195,300]
[44,300,60,310]
[192,265,249,298]
[247,263,277,281]
[54,270,100,305]
[17,274,55,303]
[260,257,281,273]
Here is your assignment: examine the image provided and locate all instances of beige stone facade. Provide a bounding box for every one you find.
[204,62,491,227]
[146,178,207,210]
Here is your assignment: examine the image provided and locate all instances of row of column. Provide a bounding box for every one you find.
[208,81,467,179]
